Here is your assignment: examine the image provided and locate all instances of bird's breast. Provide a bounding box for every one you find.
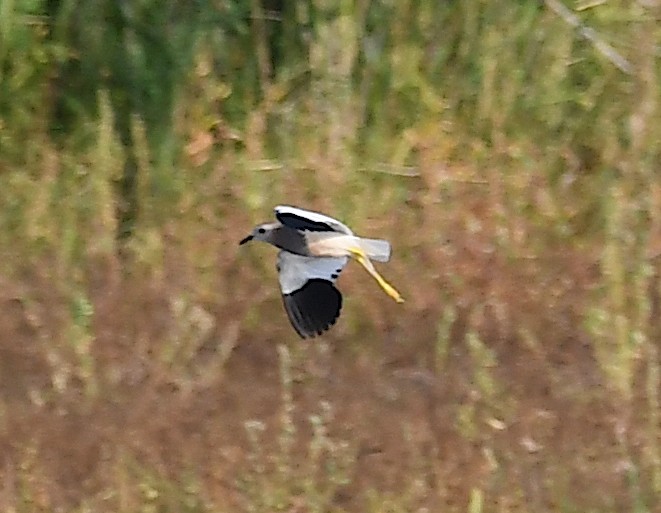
[271,227,310,256]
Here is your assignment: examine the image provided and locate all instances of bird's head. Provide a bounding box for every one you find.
[239,222,279,245]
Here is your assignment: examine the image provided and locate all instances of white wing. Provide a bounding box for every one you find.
[277,251,347,294]
[274,205,353,235]
[277,251,348,338]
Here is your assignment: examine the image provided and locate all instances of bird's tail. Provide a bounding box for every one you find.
[358,238,391,263]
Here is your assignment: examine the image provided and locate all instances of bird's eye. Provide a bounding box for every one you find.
[257,228,266,234]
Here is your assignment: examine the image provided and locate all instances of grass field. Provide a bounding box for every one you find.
[0,1,660,511]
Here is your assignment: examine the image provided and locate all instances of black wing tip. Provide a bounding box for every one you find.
[275,210,335,233]
[282,279,343,338]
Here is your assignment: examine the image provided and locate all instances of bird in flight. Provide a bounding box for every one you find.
[239,205,403,338]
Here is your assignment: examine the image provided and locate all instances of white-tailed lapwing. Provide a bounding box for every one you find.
[239,205,403,338]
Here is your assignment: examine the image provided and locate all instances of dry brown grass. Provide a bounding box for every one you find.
[0,136,658,511]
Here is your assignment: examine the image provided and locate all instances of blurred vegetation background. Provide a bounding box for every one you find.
[0,0,660,511]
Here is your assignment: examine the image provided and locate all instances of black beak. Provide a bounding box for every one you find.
[239,234,253,245]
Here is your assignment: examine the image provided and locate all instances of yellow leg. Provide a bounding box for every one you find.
[348,248,404,303]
